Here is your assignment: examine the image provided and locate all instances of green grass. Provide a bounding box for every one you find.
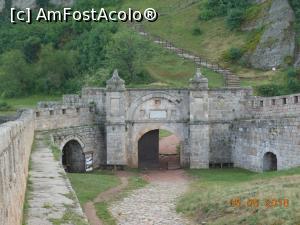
[125,175,148,191]
[93,173,147,225]
[94,202,117,225]
[121,0,284,90]
[49,207,88,225]
[0,95,60,116]
[67,171,120,206]
[159,129,173,139]
[68,170,147,225]
[177,168,300,225]
[145,48,224,88]
[50,144,61,161]
[67,171,120,225]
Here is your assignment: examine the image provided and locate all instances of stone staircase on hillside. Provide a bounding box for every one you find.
[128,23,241,88]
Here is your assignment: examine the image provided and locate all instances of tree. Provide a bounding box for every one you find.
[0,50,33,97]
[73,24,114,72]
[35,45,79,94]
[23,37,41,63]
[36,0,49,7]
[105,31,153,83]
[227,9,244,30]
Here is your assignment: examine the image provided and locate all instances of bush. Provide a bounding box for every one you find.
[192,28,203,36]
[284,56,294,66]
[199,0,250,21]
[287,78,300,93]
[287,68,297,78]
[256,84,285,97]
[199,9,218,21]
[223,47,243,62]
[0,102,12,111]
[23,37,41,63]
[226,9,244,30]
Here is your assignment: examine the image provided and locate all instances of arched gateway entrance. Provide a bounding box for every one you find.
[263,152,277,171]
[105,69,211,169]
[62,140,85,173]
[138,129,181,169]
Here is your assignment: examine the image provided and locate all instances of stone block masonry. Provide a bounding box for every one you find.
[232,117,300,172]
[2,69,300,224]
[0,110,35,225]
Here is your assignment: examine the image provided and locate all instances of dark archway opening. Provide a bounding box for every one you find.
[62,140,85,173]
[263,152,277,171]
[138,129,181,170]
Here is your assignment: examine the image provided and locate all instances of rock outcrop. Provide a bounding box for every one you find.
[12,0,36,9]
[0,0,4,11]
[49,0,74,7]
[2,0,74,11]
[248,0,296,70]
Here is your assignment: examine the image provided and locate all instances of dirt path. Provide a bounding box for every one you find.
[83,171,130,225]
[109,170,193,225]
[159,134,180,154]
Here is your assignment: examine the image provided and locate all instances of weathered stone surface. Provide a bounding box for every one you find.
[49,0,73,7]
[0,0,4,11]
[232,118,300,172]
[12,0,36,9]
[109,171,192,225]
[248,0,295,70]
[294,54,300,68]
[0,110,35,225]
[5,0,73,10]
[26,133,88,225]
[2,71,300,224]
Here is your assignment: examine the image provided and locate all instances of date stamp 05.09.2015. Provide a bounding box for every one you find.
[230,198,289,209]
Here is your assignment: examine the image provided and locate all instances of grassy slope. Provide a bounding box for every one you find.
[68,170,147,225]
[0,95,60,115]
[122,0,284,89]
[178,168,300,225]
[67,171,120,205]
[67,171,120,225]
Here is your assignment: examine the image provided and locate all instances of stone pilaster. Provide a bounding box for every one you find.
[189,68,210,168]
[105,70,127,165]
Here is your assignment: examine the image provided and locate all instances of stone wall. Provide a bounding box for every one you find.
[208,88,253,121]
[247,93,300,118]
[209,123,232,164]
[35,98,105,168]
[0,110,35,225]
[231,117,300,172]
[52,125,106,167]
[35,105,96,131]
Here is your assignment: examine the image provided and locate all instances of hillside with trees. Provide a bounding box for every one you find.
[0,0,300,109]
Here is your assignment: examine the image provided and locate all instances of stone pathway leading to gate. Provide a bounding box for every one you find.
[25,133,88,225]
[109,170,193,225]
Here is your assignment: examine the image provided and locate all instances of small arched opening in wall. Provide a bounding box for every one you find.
[263,152,277,171]
[62,140,86,173]
[138,129,181,170]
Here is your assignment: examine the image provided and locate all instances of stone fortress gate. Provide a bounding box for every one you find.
[33,69,300,172]
[2,68,300,224]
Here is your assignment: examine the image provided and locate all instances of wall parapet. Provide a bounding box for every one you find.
[247,93,300,118]
[0,110,35,225]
